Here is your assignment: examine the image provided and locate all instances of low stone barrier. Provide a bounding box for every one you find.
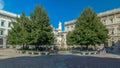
[17,50,50,55]
[17,50,97,55]
[17,51,39,55]
[72,51,97,55]
[81,52,97,55]
[41,52,50,55]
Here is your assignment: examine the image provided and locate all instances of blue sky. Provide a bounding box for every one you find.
[1,0,120,30]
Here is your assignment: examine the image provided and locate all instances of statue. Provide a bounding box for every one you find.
[58,21,62,32]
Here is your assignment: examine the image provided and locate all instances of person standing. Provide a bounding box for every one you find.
[54,46,59,54]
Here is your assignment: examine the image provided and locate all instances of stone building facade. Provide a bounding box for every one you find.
[52,22,67,48]
[1,8,120,49]
[64,8,120,47]
[0,9,66,48]
[0,10,19,48]
[98,8,120,47]
[64,20,76,32]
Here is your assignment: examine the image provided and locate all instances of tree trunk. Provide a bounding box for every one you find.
[86,45,89,51]
[22,44,24,50]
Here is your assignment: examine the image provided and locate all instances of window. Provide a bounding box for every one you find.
[111,28,114,35]
[71,26,73,28]
[117,17,120,22]
[1,20,5,26]
[110,18,113,23]
[8,22,11,27]
[119,28,120,33]
[112,41,115,46]
[102,19,106,24]
[0,30,4,35]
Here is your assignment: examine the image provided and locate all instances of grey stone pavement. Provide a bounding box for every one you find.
[0,49,120,68]
[0,48,32,59]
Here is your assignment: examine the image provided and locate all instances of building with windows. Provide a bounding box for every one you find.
[52,22,67,48]
[64,20,76,32]
[0,10,66,48]
[2,8,120,49]
[62,20,77,48]
[0,10,18,48]
[98,8,120,47]
[64,8,120,47]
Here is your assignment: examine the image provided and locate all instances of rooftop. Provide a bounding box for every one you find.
[0,10,19,18]
[98,8,120,17]
[64,20,76,25]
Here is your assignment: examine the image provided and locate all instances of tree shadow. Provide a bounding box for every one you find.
[0,54,120,68]
[106,40,120,55]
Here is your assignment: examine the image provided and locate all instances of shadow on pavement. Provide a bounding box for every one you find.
[0,54,120,68]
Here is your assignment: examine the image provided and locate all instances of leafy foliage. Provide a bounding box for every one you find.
[66,7,108,46]
[8,13,29,45]
[7,5,54,46]
[30,5,54,45]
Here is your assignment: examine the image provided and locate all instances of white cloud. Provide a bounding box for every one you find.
[0,0,4,9]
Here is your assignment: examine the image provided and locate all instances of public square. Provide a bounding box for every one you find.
[0,0,120,68]
[0,54,120,68]
[0,49,120,68]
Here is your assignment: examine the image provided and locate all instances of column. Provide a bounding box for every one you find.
[113,14,116,23]
[114,27,117,36]
[3,37,6,48]
[3,29,7,48]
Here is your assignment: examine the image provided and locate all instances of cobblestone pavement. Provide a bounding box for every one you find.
[0,49,120,68]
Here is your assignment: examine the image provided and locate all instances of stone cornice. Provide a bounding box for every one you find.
[98,8,120,17]
[64,20,76,26]
[0,10,20,18]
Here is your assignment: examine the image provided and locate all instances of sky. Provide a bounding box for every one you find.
[1,0,120,30]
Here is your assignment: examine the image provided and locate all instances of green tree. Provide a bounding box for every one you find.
[7,13,30,45]
[8,5,55,46]
[66,31,76,45]
[30,5,54,46]
[66,7,108,48]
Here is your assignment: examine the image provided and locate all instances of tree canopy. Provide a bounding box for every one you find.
[7,5,54,46]
[7,13,30,45]
[30,5,54,45]
[66,7,108,46]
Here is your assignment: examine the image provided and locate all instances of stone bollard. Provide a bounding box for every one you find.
[19,51,22,54]
[32,52,34,55]
[26,51,29,54]
[83,52,85,55]
[39,52,41,55]
[94,52,97,54]
[89,52,91,55]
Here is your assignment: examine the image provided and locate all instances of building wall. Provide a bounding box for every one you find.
[64,8,120,47]
[1,8,120,48]
[98,9,120,46]
[64,20,76,32]
[52,21,70,48]
[0,10,18,48]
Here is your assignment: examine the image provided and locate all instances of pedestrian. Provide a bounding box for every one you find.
[49,46,54,55]
[54,46,59,54]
